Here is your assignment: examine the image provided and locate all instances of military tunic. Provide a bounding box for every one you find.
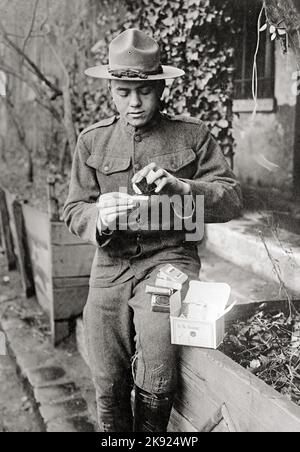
[63,112,242,288]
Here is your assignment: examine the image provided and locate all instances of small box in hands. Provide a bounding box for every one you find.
[133,170,158,195]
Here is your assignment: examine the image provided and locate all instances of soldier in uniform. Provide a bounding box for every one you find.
[63,28,242,432]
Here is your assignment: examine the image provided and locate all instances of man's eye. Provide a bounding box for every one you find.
[140,88,152,95]
[118,90,129,97]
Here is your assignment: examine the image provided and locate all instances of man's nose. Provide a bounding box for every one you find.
[129,91,142,108]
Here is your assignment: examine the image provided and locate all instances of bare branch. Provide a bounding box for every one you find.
[0,59,62,122]
[46,37,77,151]
[0,19,62,97]
[22,0,40,55]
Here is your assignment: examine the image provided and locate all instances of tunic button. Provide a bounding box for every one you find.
[104,166,109,172]
[134,135,142,142]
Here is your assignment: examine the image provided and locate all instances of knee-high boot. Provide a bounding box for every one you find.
[96,387,133,432]
[133,385,175,432]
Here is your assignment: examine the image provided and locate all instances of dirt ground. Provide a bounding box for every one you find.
[0,350,42,432]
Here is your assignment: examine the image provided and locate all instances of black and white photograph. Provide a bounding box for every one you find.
[0,0,300,435]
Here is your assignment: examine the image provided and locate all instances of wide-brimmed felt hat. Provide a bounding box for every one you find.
[85,28,185,81]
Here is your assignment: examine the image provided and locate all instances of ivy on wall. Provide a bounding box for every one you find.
[77,0,240,160]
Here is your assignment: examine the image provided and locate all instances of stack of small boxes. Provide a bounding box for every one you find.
[146,264,188,313]
[145,264,235,349]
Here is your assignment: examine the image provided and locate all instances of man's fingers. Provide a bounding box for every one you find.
[132,163,157,183]
[147,168,165,184]
[102,205,134,215]
[154,177,168,194]
[98,196,134,208]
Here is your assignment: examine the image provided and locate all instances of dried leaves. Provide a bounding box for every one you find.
[221,305,300,406]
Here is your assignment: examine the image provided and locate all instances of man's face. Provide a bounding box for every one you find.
[110,80,164,128]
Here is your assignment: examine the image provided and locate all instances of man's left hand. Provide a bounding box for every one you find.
[132,163,191,196]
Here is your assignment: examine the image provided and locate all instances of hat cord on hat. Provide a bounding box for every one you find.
[108,66,163,80]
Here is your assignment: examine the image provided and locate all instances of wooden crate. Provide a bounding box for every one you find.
[22,203,95,345]
[1,179,95,345]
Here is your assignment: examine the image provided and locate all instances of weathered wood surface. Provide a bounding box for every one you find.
[53,284,90,320]
[51,243,95,278]
[170,346,300,432]
[11,200,35,297]
[0,186,16,270]
[51,222,95,279]
[50,222,94,323]
[51,222,89,246]
[3,188,35,297]
[4,189,18,258]
[22,203,52,312]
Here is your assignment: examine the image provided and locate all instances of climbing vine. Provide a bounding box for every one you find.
[76,0,240,161]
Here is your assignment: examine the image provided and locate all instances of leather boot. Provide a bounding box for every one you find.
[133,385,175,432]
[96,390,133,432]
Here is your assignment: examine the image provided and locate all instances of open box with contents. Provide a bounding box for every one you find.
[170,281,236,349]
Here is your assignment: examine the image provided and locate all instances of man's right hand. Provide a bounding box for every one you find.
[96,192,135,232]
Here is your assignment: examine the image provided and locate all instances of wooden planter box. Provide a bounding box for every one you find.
[0,181,95,345]
[168,300,300,432]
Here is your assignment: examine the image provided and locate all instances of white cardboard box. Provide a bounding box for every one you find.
[170,281,236,349]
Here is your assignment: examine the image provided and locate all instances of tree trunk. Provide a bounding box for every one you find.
[62,84,77,155]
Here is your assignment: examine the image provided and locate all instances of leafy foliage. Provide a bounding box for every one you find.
[76,0,239,158]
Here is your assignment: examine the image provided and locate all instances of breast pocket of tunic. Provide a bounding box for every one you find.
[149,148,197,179]
[86,153,132,194]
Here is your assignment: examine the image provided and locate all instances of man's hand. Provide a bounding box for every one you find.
[132,163,191,196]
[97,192,135,232]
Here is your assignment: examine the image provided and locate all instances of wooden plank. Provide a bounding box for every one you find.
[53,276,90,289]
[11,199,35,297]
[51,222,91,246]
[53,286,88,320]
[4,188,18,258]
[173,364,221,430]
[51,244,95,278]
[169,409,198,433]
[52,320,71,346]
[178,347,300,432]
[0,186,16,270]
[22,204,53,309]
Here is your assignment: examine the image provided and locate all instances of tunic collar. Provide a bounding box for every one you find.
[119,110,162,136]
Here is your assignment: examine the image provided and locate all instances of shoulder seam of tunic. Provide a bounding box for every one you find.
[80,116,118,137]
